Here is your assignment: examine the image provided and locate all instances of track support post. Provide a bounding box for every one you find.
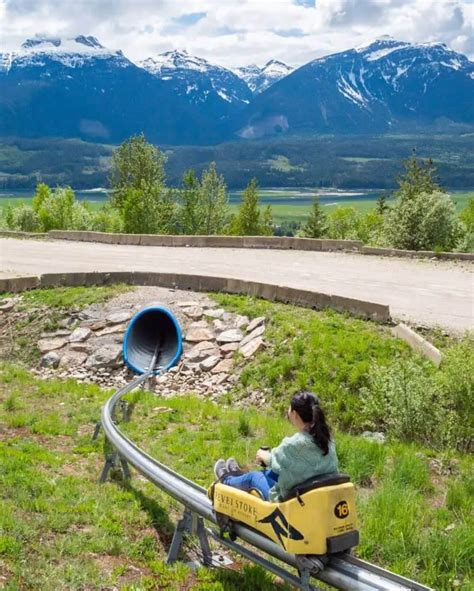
[167,509,213,566]
[99,451,132,483]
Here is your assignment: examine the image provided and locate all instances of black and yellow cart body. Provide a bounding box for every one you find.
[211,473,359,555]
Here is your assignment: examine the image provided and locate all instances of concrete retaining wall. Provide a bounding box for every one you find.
[2,229,472,260]
[361,245,474,261]
[47,230,362,252]
[0,271,391,323]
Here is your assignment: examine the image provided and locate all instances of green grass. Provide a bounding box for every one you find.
[212,294,414,429]
[0,364,471,589]
[17,284,132,309]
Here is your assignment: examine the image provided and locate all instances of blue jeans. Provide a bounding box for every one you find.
[223,469,278,501]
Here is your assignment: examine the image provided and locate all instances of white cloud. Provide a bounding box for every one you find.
[0,0,472,67]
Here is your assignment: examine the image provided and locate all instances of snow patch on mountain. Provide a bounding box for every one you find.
[140,49,251,105]
[234,59,293,93]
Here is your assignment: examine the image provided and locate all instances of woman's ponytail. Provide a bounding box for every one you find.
[290,391,332,455]
[309,403,331,456]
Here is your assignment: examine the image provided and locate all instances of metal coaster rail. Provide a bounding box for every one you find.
[100,371,432,591]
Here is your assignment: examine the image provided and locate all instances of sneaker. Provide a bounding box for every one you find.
[214,459,227,480]
[226,457,241,473]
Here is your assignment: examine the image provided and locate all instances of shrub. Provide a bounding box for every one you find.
[356,210,385,245]
[360,358,444,446]
[2,204,41,232]
[361,340,474,451]
[327,206,359,239]
[384,190,463,251]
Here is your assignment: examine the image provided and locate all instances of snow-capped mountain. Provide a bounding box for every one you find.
[0,35,472,144]
[0,36,233,144]
[235,60,294,94]
[140,49,252,110]
[236,37,474,139]
[0,35,129,72]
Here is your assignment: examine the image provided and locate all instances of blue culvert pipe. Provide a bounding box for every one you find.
[123,306,182,374]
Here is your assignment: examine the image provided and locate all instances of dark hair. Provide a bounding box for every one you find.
[290,391,331,455]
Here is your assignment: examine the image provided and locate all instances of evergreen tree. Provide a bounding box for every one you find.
[395,150,441,202]
[234,178,261,235]
[261,205,274,236]
[376,194,389,215]
[179,169,201,234]
[198,162,229,234]
[302,197,328,238]
[232,178,274,236]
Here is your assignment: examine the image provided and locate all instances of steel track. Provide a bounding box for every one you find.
[100,373,432,591]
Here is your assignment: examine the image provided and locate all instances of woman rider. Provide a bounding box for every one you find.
[213,391,338,501]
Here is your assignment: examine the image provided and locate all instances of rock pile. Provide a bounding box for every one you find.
[26,287,268,399]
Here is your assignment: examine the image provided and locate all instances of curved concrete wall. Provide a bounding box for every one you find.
[47,230,362,252]
[2,230,472,260]
[0,271,391,323]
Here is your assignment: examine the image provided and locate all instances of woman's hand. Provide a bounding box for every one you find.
[256,448,271,467]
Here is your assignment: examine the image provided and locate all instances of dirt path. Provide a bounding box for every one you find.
[1,237,473,331]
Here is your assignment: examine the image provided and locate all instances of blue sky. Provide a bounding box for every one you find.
[1,0,472,67]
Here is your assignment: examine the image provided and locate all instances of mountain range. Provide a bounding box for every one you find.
[0,34,472,145]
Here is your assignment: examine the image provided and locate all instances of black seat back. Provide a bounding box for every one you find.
[282,473,350,502]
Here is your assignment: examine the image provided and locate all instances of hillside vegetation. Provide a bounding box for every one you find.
[0,286,472,589]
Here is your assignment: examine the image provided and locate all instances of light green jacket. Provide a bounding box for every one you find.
[268,431,338,502]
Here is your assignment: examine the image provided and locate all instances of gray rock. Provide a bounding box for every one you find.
[185,341,219,360]
[189,320,209,329]
[39,351,61,368]
[69,327,93,343]
[80,304,102,320]
[220,342,239,353]
[212,319,227,331]
[38,337,68,353]
[176,300,199,308]
[106,311,132,325]
[239,336,265,359]
[185,328,214,342]
[182,306,204,320]
[59,351,87,368]
[214,373,229,385]
[246,316,265,333]
[0,299,15,312]
[216,329,243,344]
[204,308,225,319]
[361,431,386,444]
[234,315,250,329]
[40,329,72,338]
[211,358,233,374]
[59,317,76,328]
[200,355,221,371]
[85,344,123,369]
[70,342,92,353]
[240,324,265,348]
[95,324,126,337]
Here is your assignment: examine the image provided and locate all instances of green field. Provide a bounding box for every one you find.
[2,190,472,226]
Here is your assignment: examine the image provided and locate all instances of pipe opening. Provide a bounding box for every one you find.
[123,306,182,374]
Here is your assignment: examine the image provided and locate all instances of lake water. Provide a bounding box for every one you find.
[0,187,384,206]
